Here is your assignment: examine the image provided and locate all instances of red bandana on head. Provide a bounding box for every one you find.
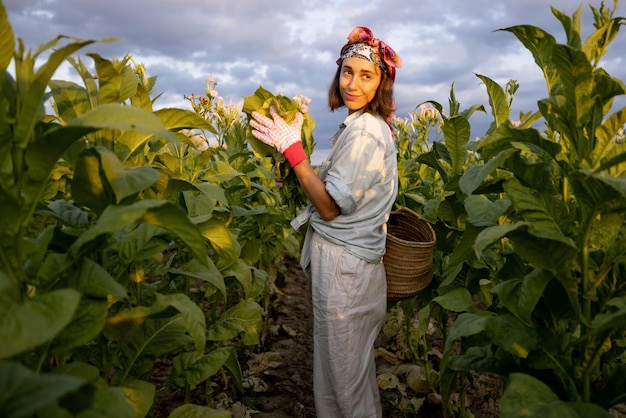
[337,26,402,82]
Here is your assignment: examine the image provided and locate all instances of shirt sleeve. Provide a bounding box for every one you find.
[324,129,386,215]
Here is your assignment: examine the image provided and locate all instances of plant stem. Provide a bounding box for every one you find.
[580,213,593,403]
[185,382,191,404]
[136,279,142,306]
[0,244,22,299]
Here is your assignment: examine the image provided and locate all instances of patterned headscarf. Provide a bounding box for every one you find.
[337,26,402,82]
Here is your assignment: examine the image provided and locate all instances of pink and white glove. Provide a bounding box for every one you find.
[250,107,307,167]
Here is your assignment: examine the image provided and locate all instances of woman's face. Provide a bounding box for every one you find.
[339,57,382,113]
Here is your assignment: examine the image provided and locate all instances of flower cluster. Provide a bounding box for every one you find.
[292,93,312,114]
[184,76,242,149]
[614,125,625,144]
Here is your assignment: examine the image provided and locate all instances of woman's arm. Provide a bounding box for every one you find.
[293,160,340,221]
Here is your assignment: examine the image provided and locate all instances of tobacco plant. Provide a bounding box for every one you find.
[405,2,626,417]
[0,2,274,416]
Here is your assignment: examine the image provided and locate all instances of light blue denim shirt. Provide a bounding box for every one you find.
[292,110,398,268]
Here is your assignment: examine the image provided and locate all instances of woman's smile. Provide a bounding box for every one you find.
[339,57,381,113]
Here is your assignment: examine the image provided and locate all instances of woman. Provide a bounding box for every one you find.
[250,26,401,417]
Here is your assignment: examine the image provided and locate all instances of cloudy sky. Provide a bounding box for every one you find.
[5,0,626,157]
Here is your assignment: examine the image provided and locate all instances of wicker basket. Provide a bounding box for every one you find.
[384,207,436,301]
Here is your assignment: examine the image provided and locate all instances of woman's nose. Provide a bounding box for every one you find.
[347,77,359,90]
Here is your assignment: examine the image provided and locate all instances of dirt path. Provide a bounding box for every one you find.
[252,259,315,417]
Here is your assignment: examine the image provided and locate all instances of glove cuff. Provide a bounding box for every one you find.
[283,142,307,167]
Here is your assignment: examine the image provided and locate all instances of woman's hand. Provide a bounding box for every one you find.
[250,107,307,167]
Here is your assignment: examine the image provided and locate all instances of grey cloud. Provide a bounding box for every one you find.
[5,0,626,148]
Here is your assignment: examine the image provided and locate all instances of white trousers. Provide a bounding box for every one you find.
[309,232,387,418]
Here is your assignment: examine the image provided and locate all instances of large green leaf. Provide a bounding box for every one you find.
[0,362,86,418]
[49,79,91,121]
[499,373,611,418]
[183,190,216,218]
[69,199,209,266]
[104,314,191,364]
[157,293,206,359]
[0,3,14,74]
[589,296,626,336]
[201,160,245,183]
[465,195,512,227]
[66,56,99,110]
[49,298,108,354]
[67,103,178,143]
[154,107,216,134]
[118,223,170,265]
[241,85,315,161]
[442,115,470,176]
[37,199,90,229]
[477,122,561,161]
[459,148,515,195]
[586,169,626,197]
[195,181,228,205]
[88,53,127,104]
[432,287,476,313]
[439,224,482,287]
[37,376,150,418]
[475,222,576,271]
[592,106,626,173]
[582,12,624,68]
[505,143,559,193]
[592,69,625,114]
[168,258,226,297]
[13,37,97,149]
[196,216,239,264]
[446,345,511,374]
[503,178,576,247]
[15,125,96,233]
[499,25,559,94]
[36,383,136,418]
[207,299,263,346]
[70,147,113,214]
[550,43,594,128]
[0,283,80,359]
[416,143,450,183]
[551,4,582,50]
[476,74,510,129]
[168,404,232,418]
[222,260,267,300]
[121,379,155,418]
[105,293,205,362]
[98,148,162,203]
[444,312,538,359]
[491,269,552,325]
[172,347,233,387]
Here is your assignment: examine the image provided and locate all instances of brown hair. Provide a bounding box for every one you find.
[327,63,396,120]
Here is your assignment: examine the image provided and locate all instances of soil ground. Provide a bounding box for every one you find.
[153,256,500,417]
